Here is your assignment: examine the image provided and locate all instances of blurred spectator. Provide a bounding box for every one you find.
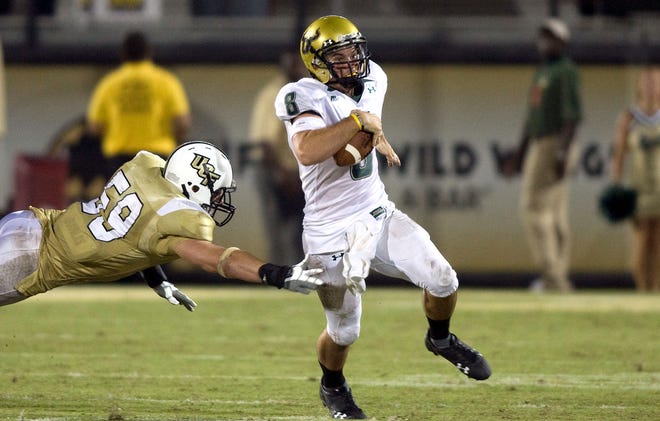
[86,31,191,180]
[46,115,105,203]
[0,1,55,15]
[248,50,307,263]
[577,0,660,17]
[610,67,660,292]
[190,0,267,16]
[504,18,582,292]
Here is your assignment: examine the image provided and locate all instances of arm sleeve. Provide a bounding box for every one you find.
[274,80,326,122]
[151,209,215,256]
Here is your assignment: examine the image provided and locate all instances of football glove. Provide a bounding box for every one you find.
[152,281,197,312]
[139,266,197,312]
[259,254,324,294]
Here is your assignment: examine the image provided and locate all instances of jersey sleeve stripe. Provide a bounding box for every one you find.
[157,198,205,216]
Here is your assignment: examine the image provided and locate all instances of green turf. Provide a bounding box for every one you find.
[0,286,658,420]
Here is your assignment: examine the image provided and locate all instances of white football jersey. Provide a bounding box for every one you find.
[275,61,391,253]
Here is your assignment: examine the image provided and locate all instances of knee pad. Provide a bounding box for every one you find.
[327,322,360,347]
[325,300,362,346]
[425,264,459,298]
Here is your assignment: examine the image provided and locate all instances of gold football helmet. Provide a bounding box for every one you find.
[300,15,370,86]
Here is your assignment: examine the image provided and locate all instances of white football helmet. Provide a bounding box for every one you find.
[163,141,236,227]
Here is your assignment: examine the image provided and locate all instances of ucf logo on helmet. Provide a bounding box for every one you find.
[301,28,320,55]
[191,154,220,186]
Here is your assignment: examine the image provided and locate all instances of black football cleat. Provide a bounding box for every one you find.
[319,381,367,419]
[425,330,491,380]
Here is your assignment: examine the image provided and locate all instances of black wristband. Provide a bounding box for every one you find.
[141,266,168,288]
[258,263,292,289]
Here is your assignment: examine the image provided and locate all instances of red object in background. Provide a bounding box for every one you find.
[12,155,68,211]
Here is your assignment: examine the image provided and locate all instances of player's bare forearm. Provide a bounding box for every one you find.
[172,238,324,295]
[292,109,385,165]
[292,114,363,165]
[217,250,266,283]
[173,239,262,284]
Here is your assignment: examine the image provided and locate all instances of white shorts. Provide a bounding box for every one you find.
[308,207,458,346]
[0,210,42,306]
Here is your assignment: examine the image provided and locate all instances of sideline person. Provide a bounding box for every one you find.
[248,50,307,263]
[86,31,191,181]
[504,18,582,293]
[610,68,660,291]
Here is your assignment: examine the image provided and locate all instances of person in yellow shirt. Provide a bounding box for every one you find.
[86,31,191,180]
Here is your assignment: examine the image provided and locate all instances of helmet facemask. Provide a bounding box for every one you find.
[204,178,236,227]
[319,42,370,89]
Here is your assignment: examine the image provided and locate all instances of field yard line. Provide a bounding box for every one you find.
[27,286,660,313]
[1,351,228,360]
[120,396,294,405]
[11,371,659,391]
[356,373,660,390]
[4,414,316,421]
[1,351,316,363]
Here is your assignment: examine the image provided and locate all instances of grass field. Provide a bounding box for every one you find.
[0,286,658,421]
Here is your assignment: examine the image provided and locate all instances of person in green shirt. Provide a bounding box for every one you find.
[504,18,582,292]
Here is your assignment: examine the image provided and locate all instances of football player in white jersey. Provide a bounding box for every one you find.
[0,141,323,308]
[275,16,491,419]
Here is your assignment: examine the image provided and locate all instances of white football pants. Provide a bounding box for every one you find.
[0,210,41,306]
[307,207,458,346]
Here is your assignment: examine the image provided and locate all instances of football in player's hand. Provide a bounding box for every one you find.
[333,130,374,166]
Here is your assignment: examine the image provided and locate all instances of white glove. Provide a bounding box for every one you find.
[259,254,324,295]
[152,281,197,312]
[283,254,324,294]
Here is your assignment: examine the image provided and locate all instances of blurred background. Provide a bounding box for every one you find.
[1,0,659,288]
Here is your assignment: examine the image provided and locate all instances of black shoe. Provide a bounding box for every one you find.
[319,381,367,419]
[425,330,491,380]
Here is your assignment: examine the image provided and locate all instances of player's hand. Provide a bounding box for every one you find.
[346,276,366,296]
[374,133,401,167]
[153,281,197,312]
[283,254,324,294]
[259,255,324,294]
[351,109,382,134]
